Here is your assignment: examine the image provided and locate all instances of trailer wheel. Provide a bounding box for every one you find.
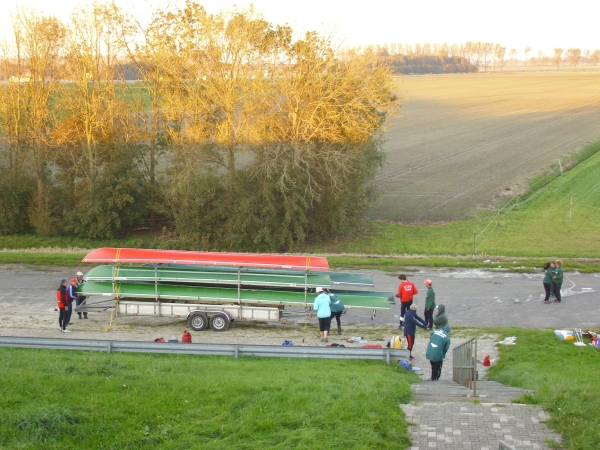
[209,313,229,332]
[188,312,208,331]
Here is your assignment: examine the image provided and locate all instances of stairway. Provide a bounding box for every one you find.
[412,380,534,403]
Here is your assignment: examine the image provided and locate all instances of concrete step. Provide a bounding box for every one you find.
[412,380,534,403]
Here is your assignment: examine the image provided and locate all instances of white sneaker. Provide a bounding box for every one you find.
[63,329,71,333]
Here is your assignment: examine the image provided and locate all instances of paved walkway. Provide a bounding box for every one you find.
[401,381,562,449]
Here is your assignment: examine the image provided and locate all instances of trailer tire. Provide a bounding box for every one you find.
[188,312,208,331]
[209,313,229,332]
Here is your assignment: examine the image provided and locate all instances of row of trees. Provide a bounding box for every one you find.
[382,55,477,74]
[0,2,399,250]
[355,42,600,72]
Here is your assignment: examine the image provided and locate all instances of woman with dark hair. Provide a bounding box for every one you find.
[542,262,554,304]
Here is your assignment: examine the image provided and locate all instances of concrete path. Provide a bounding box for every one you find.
[402,381,562,449]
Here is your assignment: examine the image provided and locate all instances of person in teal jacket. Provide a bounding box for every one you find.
[313,287,332,342]
[325,288,345,335]
[426,324,451,381]
[552,260,563,303]
[542,261,554,304]
[423,279,436,330]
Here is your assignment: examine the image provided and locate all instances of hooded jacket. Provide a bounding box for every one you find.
[403,309,427,336]
[433,304,448,329]
[313,292,331,318]
[426,324,451,362]
[329,293,345,313]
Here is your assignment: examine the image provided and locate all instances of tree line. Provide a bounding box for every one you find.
[0,2,399,251]
[354,42,600,73]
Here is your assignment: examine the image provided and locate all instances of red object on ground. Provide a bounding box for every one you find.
[154,337,165,342]
[362,343,382,349]
[483,355,491,366]
[82,248,329,271]
[182,330,192,343]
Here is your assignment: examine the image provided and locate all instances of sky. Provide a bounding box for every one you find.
[2,0,599,55]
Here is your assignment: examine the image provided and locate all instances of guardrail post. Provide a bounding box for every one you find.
[385,348,390,365]
[106,342,112,354]
[234,345,239,360]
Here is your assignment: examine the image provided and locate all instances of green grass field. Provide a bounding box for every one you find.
[490,328,600,450]
[0,349,416,449]
[322,143,600,260]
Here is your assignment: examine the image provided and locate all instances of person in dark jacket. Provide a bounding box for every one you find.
[404,304,427,360]
[423,279,436,330]
[56,279,70,332]
[433,304,448,329]
[65,279,77,325]
[426,324,451,381]
[542,261,554,304]
[325,289,345,335]
[552,260,563,303]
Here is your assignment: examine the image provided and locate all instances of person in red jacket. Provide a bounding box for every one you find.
[56,279,71,332]
[395,274,418,329]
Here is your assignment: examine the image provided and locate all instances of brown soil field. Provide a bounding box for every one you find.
[373,71,600,222]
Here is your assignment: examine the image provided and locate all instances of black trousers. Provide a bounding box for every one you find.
[400,300,413,324]
[543,283,552,302]
[330,311,342,330]
[318,317,331,332]
[424,308,434,329]
[552,283,562,302]
[58,308,68,330]
[430,360,443,380]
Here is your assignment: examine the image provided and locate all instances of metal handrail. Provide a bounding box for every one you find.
[0,336,410,365]
[452,337,477,396]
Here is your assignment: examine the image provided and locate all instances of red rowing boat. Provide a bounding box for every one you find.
[82,248,329,271]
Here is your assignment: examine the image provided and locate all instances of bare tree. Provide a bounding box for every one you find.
[565,48,581,67]
[524,47,531,69]
[494,44,506,71]
[553,48,563,70]
[591,50,600,67]
[0,9,66,233]
[509,49,517,69]
[537,50,544,70]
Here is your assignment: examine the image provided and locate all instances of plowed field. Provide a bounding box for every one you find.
[374,72,600,222]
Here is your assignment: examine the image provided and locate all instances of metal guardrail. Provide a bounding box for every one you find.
[453,337,478,396]
[0,336,410,365]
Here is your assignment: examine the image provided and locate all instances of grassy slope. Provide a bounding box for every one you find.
[0,349,417,449]
[489,328,600,450]
[324,145,600,260]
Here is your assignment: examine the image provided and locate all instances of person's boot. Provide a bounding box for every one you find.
[337,326,342,335]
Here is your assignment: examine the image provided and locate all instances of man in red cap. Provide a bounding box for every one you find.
[395,274,418,329]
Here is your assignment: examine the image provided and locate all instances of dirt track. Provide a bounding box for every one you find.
[374,72,600,221]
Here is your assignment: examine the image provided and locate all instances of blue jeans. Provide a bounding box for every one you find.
[76,296,88,317]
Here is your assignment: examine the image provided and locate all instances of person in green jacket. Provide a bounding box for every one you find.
[433,304,448,329]
[325,288,345,335]
[552,260,563,303]
[542,261,554,304]
[426,324,451,381]
[423,279,436,330]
